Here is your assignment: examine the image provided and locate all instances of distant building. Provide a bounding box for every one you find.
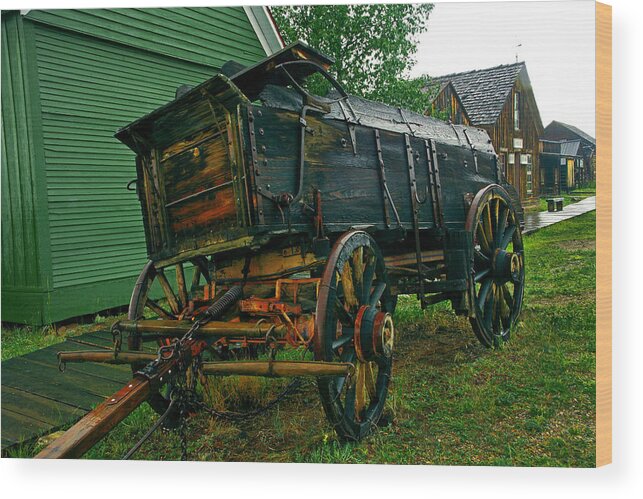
[427,62,544,205]
[540,139,584,194]
[542,121,596,187]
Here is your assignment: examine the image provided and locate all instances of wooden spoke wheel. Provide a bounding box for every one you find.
[127,257,212,415]
[314,231,396,441]
[465,185,525,348]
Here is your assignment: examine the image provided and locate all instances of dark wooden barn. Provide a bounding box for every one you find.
[542,120,595,187]
[540,139,584,194]
[427,62,544,206]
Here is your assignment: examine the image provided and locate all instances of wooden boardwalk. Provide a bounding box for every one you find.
[1,329,155,453]
[1,196,597,453]
[523,196,596,235]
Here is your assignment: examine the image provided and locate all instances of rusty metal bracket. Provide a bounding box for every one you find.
[399,107,417,137]
[255,104,314,213]
[450,123,463,145]
[462,128,479,173]
[374,129,402,228]
[409,147,428,206]
[425,139,444,228]
[237,106,253,227]
[338,100,358,154]
[405,134,426,308]
[111,322,123,354]
[201,89,230,163]
[495,154,502,183]
[274,59,359,155]
[106,377,148,406]
[246,106,265,224]
[312,189,330,255]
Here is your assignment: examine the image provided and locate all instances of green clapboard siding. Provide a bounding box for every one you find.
[25,7,266,68]
[1,7,273,324]
[34,22,220,289]
[1,13,51,296]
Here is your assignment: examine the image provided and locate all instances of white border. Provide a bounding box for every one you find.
[1,0,641,497]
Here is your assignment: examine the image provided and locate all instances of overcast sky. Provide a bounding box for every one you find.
[410,0,596,137]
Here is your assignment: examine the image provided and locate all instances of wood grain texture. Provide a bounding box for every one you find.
[596,1,612,467]
[35,376,151,459]
[251,105,510,233]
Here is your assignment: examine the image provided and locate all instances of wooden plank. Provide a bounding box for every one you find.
[4,355,127,394]
[522,196,595,235]
[36,375,151,459]
[22,345,132,384]
[2,407,55,444]
[0,330,157,452]
[84,328,162,353]
[166,184,237,236]
[1,385,84,427]
[2,435,19,450]
[161,128,230,204]
[1,358,122,410]
[70,329,166,354]
[66,331,115,349]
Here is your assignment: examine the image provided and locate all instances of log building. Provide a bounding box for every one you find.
[427,62,544,205]
[542,120,596,187]
[540,139,584,194]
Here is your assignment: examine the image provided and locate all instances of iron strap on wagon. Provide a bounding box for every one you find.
[36,41,525,459]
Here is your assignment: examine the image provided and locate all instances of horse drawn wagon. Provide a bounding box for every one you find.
[37,42,525,458]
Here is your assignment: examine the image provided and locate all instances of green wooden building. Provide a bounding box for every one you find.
[1,7,283,325]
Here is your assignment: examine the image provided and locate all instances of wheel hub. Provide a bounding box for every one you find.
[493,249,521,281]
[354,305,394,362]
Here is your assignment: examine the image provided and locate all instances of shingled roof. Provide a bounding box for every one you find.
[559,140,582,156]
[545,120,596,146]
[430,62,525,126]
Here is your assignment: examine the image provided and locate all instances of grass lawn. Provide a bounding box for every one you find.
[1,313,123,361]
[2,211,596,466]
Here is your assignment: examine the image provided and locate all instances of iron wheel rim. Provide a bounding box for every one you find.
[466,185,525,347]
[314,231,395,441]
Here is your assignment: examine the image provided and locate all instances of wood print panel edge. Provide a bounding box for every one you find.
[596,0,612,468]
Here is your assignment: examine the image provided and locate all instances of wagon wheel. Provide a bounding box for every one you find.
[465,185,525,347]
[127,257,212,414]
[314,231,396,441]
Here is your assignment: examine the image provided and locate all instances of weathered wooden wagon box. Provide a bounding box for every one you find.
[39,42,526,457]
[116,42,521,263]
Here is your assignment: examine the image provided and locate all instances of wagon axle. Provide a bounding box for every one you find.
[492,249,522,281]
[354,305,394,362]
[57,350,356,379]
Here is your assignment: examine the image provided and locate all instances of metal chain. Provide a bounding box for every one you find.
[121,394,178,460]
[174,354,199,461]
[177,392,189,461]
[158,319,202,361]
[123,303,307,459]
[120,365,306,459]
[191,376,305,423]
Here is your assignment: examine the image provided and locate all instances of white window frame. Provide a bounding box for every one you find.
[522,154,533,195]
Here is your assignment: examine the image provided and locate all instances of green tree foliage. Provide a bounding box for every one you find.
[271,4,436,114]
